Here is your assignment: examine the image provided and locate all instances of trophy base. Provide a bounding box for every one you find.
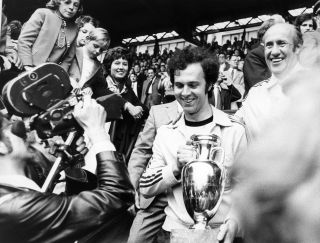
[170,228,219,243]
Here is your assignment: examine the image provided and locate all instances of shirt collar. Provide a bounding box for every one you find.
[212,106,233,127]
[176,105,232,127]
[0,175,41,191]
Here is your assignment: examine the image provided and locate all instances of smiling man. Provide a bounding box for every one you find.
[235,23,303,141]
[139,46,247,243]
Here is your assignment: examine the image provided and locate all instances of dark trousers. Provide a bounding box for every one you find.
[128,194,167,243]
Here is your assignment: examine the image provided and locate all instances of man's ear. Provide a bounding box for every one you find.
[0,141,9,155]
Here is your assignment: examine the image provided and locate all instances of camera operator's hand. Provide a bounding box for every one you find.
[74,136,88,155]
[73,95,108,144]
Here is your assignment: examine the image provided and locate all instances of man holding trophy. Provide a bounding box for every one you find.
[140,46,247,242]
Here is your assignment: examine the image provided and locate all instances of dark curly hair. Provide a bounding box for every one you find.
[103,46,133,76]
[167,46,219,91]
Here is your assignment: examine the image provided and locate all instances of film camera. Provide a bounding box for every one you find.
[1,63,123,192]
[2,63,122,139]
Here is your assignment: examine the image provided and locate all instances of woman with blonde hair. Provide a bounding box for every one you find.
[18,0,83,72]
[68,27,110,97]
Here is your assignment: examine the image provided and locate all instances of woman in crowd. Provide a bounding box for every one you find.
[104,47,148,161]
[294,13,317,34]
[18,0,82,72]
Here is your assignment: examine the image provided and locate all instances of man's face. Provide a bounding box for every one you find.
[218,54,226,64]
[0,120,28,157]
[160,63,166,72]
[77,23,95,47]
[130,73,137,82]
[134,65,140,73]
[147,69,155,80]
[174,63,209,118]
[229,56,239,69]
[264,25,299,79]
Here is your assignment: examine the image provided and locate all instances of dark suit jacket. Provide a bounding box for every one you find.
[135,72,146,100]
[140,77,161,109]
[128,101,180,209]
[243,44,271,95]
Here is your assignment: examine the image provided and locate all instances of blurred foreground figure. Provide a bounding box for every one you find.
[0,96,134,243]
[232,64,320,242]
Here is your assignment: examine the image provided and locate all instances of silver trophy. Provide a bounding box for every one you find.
[182,134,225,230]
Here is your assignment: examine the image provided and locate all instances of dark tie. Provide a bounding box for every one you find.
[57,20,66,48]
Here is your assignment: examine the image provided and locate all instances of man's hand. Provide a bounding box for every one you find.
[73,95,107,144]
[217,219,238,243]
[174,144,194,177]
[74,135,88,155]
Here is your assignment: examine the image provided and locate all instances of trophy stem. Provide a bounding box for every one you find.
[191,215,209,230]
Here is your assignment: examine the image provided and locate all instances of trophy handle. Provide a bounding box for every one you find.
[211,146,225,167]
[206,146,226,219]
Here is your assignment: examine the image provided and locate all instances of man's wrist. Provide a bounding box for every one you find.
[86,129,109,144]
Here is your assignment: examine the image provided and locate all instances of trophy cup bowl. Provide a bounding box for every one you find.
[182,134,225,230]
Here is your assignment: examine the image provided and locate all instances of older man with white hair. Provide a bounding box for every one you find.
[236,23,303,141]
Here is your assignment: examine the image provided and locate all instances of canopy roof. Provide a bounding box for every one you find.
[4,0,315,44]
